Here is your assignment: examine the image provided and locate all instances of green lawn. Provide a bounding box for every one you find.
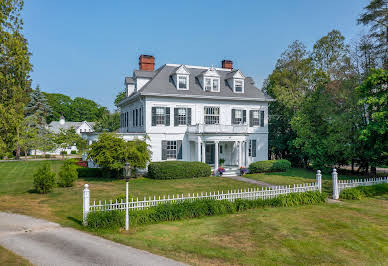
[245,168,371,194]
[0,245,32,266]
[99,196,388,265]
[0,160,256,228]
[1,161,387,265]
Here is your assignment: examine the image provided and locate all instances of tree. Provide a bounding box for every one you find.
[25,85,52,122]
[0,0,32,156]
[114,91,126,109]
[94,112,120,132]
[312,30,353,80]
[87,133,151,177]
[356,69,388,173]
[358,0,388,69]
[263,40,314,165]
[70,97,107,122]
[54,127,83,159]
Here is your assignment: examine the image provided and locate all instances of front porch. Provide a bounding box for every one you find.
[187,135,251,172]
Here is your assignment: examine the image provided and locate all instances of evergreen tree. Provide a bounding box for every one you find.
[26,85,52,125]
[358,0,388,69]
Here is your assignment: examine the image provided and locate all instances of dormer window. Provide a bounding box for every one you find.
[177,75,188,90]
[204,78,211,91]
[173,65,190,90]
[203,77,220,92]
[212,79,220,91]
[234,79,244,93]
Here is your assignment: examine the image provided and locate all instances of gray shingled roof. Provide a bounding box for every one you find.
[48,121,95,133]
[125,77,135,84]
[136,65,271,100]
[133,70,156,79]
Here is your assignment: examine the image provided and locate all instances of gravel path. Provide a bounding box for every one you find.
[0,212,185,266]
[221,175,274,187]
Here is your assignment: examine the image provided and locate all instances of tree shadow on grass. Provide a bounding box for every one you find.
[67,216,83,226]
[79,177,122,183]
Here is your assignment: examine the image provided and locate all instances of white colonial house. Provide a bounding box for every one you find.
[84,55,273,175]
[32,116,95,155]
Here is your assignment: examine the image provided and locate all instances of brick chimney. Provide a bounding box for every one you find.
[139,55,155,71]
[222,60,233,70]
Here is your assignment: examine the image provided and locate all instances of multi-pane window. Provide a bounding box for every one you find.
[234,79,243,93]
[204,78,212,91]
[177,108,186,125]
[177,76,188,90]
[166,141,177,159]
[204,107,220,124]
[232,109,246,124]
[249,110,264,127]
[155,107,166,125]
[251,110,260,126]
[249,139,257,157]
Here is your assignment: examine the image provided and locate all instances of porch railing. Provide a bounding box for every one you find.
[187,124,248,134]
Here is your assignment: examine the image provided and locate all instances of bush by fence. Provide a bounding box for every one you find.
[249,159,291,173]
[86,191,326,230]
[340,183,388,200]
[148,161,211,179]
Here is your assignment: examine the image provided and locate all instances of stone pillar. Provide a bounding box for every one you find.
[214,141,219,171]
[83,184,90,225]
[332,168,339,200]
[202,141,206,163]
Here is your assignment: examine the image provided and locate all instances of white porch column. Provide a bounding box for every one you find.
[197,140,201,162]
[202,141,206,163]
[244,141,249,167]
[238,141,242,168]
[214,141,219,171]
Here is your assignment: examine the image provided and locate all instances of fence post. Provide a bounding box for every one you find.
[332,168,339,200]
[316,170,322,192]
[83,184,90,225]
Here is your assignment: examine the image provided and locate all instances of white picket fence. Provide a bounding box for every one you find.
[332,168,388,199]
[82,172,323,224]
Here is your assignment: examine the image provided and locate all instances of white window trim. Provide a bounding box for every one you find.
[203,77,220,92]
[177,75,189,90]
[234,79,244,93]
[251,109,261,127]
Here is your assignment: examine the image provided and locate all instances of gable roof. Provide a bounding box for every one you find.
[135,65,272,101]
[48,121,95,133]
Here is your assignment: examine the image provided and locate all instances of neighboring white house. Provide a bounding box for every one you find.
[84,55,273,175]
[32,116,95,155]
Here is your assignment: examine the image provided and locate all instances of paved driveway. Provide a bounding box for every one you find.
[0,212,185,266]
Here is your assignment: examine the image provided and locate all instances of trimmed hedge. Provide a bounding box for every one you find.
[249,159,291,173]
[87,191,327,230]
[77,168,103,178]
[340,183,388,200]
[148,161,211,179]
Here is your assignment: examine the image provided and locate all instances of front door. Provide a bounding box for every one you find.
[205,144,215,164]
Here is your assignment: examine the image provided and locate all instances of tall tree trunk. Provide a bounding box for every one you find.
[371,166,377,176]
[15,145,20,160]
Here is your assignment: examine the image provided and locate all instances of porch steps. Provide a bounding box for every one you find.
[213,166,240,177]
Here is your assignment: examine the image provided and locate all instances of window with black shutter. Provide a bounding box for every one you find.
[174,108,189,126]
[249,140,257,157]
[250,110,260,126]
[161,140,180,160]
[232,109,246,124]
[260,111,264,127]
[152,107,170,126]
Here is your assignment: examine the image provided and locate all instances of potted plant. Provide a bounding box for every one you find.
[219,158,225,167]
[240,166,248,176]
[217,167,225,176]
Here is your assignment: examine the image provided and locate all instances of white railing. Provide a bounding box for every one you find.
[187,124,248,134]
[331,168,388,200]
[83,181,321,224]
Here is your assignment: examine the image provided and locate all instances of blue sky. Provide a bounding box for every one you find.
[23,0,368,110]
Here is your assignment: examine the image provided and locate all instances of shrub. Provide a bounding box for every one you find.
[58,160,78,187]
[60,151,68,155]
[33,164,56,194]
[71,150,77,154]
[340,183,388,200]
[148,161,211,179]
[44,154,51,159]
[87,191,326,229]
[249,159,291,173]
[86,210,125,230]
[77,167,103,178]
